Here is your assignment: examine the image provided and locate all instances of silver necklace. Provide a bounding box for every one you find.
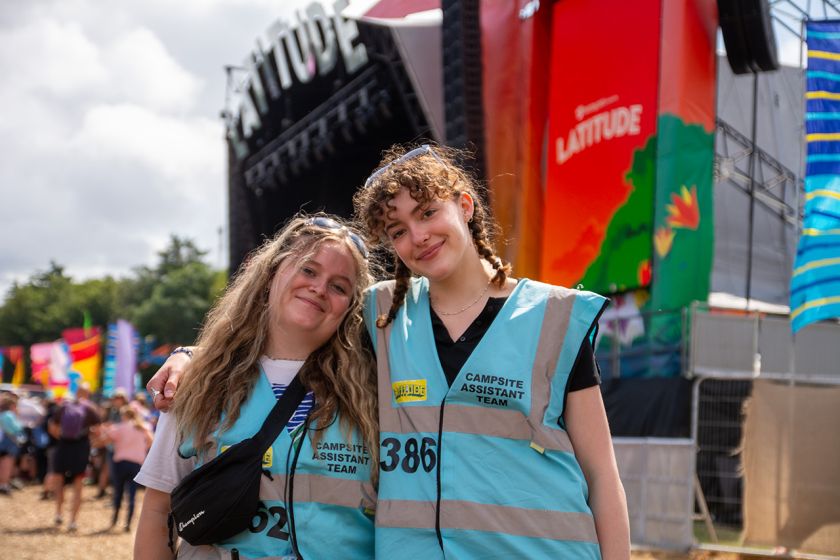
[432,278,492,316]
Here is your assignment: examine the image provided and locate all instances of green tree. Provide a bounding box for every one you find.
[128,236,224,344]
[131,261,219,345]
[0,237,226,349]
[0,262,78,347]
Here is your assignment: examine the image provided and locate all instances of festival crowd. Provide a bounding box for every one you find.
[0,384,156,533]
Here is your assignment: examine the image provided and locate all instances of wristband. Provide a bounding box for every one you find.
[171,347,194,359]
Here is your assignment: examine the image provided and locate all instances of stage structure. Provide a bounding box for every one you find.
[224,0,434,271]
[223,0,834,367]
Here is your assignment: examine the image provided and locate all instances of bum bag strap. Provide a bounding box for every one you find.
[167,511,176,553]
[252,373,307,452]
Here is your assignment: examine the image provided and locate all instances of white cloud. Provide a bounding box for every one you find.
[103,28,202,111]
[72,103,223,187]
[0,19,107,96]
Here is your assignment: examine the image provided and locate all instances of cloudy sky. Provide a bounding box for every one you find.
[0,0,314,299]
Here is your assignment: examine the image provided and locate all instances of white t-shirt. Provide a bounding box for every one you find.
[135,357,305,493]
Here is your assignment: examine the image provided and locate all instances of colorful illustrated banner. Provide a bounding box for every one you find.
[648,0,716,334]
[792,21,840,333]
[545,0,716,377]
[542,0,661,292]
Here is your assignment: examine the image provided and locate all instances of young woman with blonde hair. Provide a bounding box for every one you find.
[135,213,377,560]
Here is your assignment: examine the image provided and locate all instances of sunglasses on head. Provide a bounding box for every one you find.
[364,144,445,188]
[305,216,369,259]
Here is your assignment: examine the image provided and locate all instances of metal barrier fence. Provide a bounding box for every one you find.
[692,377,752,528]
[613,437,695,551]
[595,303,840,553]
[688,306,840,555]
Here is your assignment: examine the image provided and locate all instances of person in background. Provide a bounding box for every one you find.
[104,405,153,531]
[93,389,130,500]
[49,384,101,531]
[0,392,25,495]
[41,397,60,501]
[27,397,52,490]
[15,395,49,488]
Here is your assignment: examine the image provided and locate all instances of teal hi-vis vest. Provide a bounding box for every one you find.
[364,278,608,559]
[176,370,375,560]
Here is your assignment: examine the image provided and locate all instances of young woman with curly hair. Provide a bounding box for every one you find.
[353,144,629,559]
[135,213,378,560]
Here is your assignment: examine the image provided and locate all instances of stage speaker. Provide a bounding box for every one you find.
[718,0,779,74]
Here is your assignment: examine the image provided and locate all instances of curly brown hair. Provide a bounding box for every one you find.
[172,213,378,475]
[353,143,512,328]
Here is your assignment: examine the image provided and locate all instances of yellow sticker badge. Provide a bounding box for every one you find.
[222,445,272,467]
[392,379,427,403]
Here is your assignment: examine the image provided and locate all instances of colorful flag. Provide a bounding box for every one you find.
[49,342,71,399]
[30,343,55,385]
[102,323,118,397]
[115,320,139,397]
[62,326,102,391]
[8,346,25,386]
[83,310,93,337]
[793,22,840,332]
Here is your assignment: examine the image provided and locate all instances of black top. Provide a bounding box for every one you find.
[430,297,600,392]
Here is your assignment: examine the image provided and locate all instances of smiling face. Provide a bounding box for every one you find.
[383,187,475,282]
[267,240,358,351]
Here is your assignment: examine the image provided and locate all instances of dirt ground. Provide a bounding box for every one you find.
[0,483,137,559]
[0,483,745,560]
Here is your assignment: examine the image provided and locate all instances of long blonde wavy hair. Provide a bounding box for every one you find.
[172,213,378,472]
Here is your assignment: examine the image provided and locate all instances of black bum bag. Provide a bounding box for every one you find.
[168,375,306,548]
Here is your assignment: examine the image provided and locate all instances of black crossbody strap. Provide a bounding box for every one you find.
[252,373,307,452]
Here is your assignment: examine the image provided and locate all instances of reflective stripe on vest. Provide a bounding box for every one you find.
[377,499,599,542]
[369,278,605,558]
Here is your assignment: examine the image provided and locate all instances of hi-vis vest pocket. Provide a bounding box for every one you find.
[392,379,427,403]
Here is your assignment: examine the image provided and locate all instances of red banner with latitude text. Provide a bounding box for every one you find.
[541,0,661,292]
